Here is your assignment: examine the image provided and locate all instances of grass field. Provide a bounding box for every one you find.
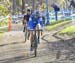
[60,26,75,34]
[0,27,8,31]
[0,32,4,36]
[46,20,71,31]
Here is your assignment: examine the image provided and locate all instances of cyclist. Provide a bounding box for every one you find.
[23,9,31,32]
[27,10,44,51]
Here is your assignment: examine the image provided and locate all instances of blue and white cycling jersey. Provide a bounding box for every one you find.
[27,14,44,30]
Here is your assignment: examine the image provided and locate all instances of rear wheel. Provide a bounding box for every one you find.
[38,30,40,43]
[25,28,28,42]
[34,47,37,57]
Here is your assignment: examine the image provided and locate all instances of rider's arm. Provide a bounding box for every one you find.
[27,17,32,27]
[39,18,44,28]
[23,15,27,24]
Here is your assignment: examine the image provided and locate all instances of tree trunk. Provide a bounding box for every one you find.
[22,0,25,14]
[13,0,17,15]
[32,0,35,12]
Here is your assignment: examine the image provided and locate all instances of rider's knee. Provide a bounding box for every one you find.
[30,31,33,37]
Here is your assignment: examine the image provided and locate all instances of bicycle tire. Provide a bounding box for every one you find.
[34,46,37,57]
[27,32,30,40]
[25,28,28,42]
[38,30,40,43]
[30,41,37,57]
[34,35,38,57]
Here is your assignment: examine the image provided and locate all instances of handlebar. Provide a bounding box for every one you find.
[28,29,43,31]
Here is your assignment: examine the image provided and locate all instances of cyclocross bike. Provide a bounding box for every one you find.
[24,27,30,42]
[30,30,42,57]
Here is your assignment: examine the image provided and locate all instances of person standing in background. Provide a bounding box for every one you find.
[51,3,60,21]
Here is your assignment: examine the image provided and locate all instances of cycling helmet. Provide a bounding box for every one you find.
[34,10,40,16]
[27,9,31,12]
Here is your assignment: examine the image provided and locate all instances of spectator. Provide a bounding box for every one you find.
[51,3,60,21]
[69,0,75,8]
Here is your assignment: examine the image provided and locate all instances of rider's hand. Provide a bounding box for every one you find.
[37,23,42,30]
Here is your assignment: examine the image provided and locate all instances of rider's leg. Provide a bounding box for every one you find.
[36,25,40,43]
[30,31,34,51]
[28,30,30,40]
[23,26,26,32]
[23,24,26,32]
[41,30,43,36]
[30,31,34,42]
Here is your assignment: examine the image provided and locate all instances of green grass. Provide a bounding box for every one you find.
[46,20,71,31]
[0,28,8,37]
[0,27,8,31]
[50,19,71,25]
[60,26,75,34]
[50,20,64,25]
[0,32,4,36]
[0,28,7,36]
[0,22,8,27]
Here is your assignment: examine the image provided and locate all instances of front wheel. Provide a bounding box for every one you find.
[34,47,37,57]
[25,28,28,42]
[34,35,38,57]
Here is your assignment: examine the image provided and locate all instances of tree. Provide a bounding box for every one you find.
[0,4,8,15]
[0,0,12,15]
[22,0,25,14]
[15,0,22,14]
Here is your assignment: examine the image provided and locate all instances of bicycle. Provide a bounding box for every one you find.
[24,27,30,42]
[30,29,42,57]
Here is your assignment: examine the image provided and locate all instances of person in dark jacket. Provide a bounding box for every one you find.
[23,9,31,32]
[51,3,60,21]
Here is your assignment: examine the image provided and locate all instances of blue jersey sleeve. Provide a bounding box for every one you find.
[27,17,32,27]
[39,18,44,27]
